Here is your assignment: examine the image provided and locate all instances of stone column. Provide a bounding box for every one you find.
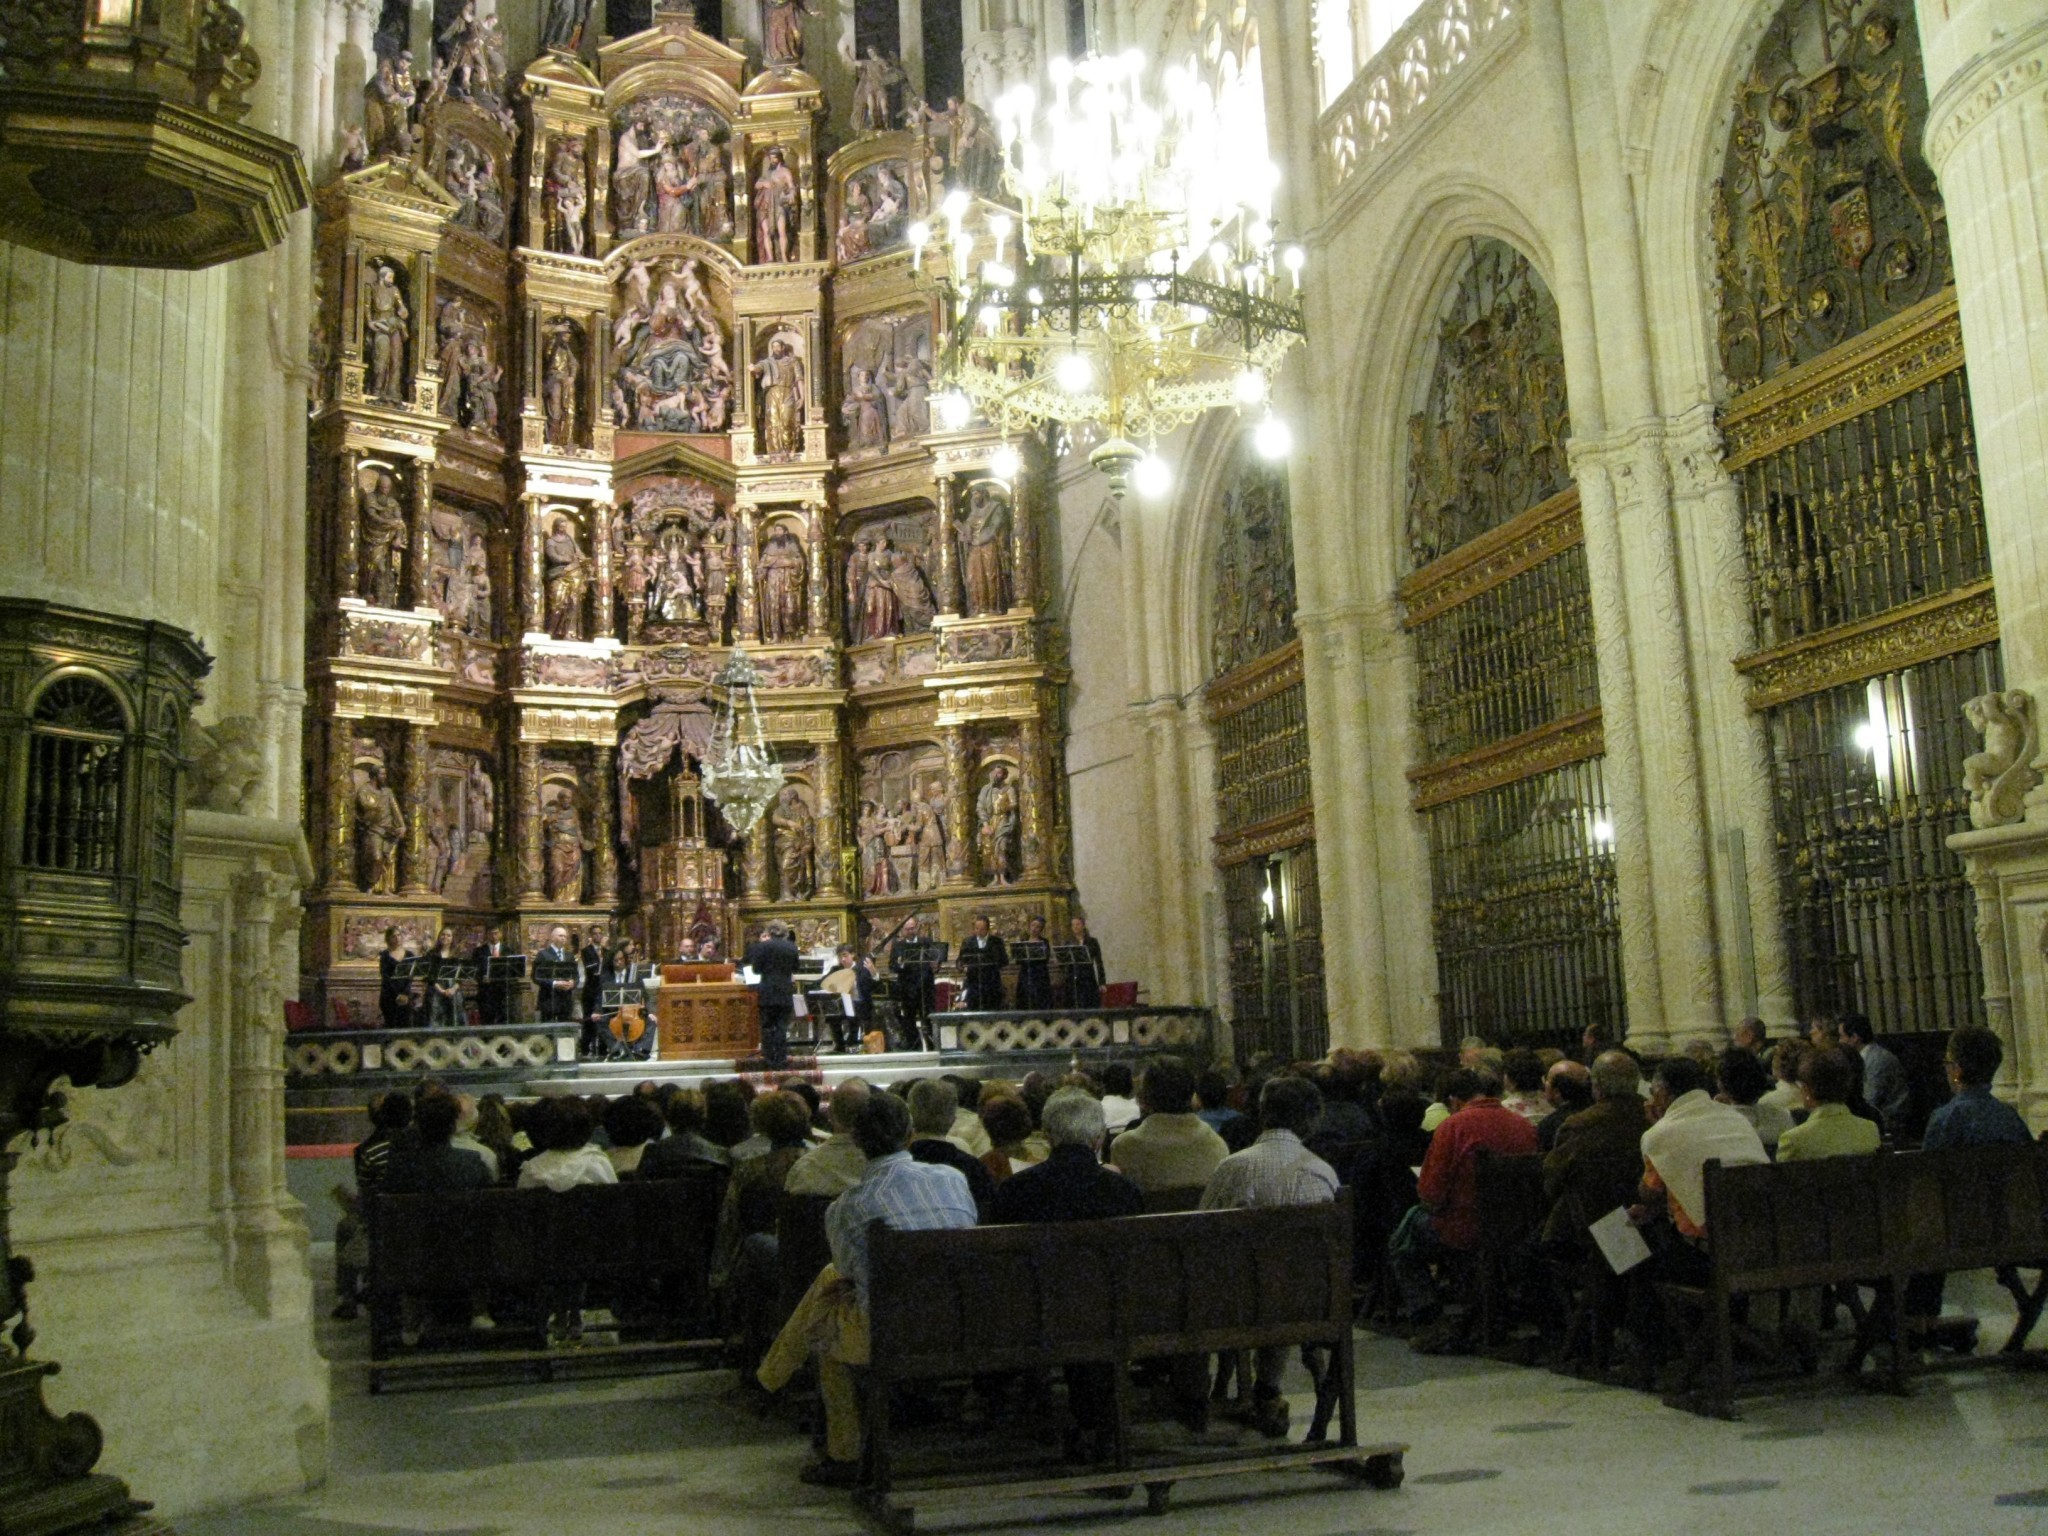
[336,450,361,601]
[736,505,760,641]
[516,741,545,901]
[227,867,294,1310]
[935,475,961,615]
[1019,712,1049,879]
[1008,458,1036,612]
[325,715,357,892]
[521,497,545,635]
[398,720,433,895]
[815,737,844,899]
[592,745,619,905]
[943,724,973,884]
[408,461,434,610]
[805,501,830,637]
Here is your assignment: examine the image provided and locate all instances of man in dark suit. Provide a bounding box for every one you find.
[959,915,1008,1011]
[743,919,801,1069]
[890,916,936,1050]
[471,926,510,1026]
[578,927,609,1058]
[536,925,580,1026]
[1015,914,1054,1009]
[818,945,873,1053]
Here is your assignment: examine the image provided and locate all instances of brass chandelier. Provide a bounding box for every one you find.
[916,51,1306,498]
[698,648,783,839]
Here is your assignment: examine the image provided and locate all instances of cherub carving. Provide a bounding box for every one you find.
[1963,689,2041,830]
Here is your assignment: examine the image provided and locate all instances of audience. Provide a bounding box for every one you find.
[332,1090,414,1319]
[1308,1055,1375,1148]
[786,1078,871,1195]
[1732,1016,1769,1057]
[1759,1039,1805,1116]
[385,1092,493,1194]
[713,1090,815,1365]
[977,1093,1041,1184]
[1715,1045,1792,1155]
[637,1089,730,1177]
[472,1093,520,1181]
[1536,1059,1593,1151]
[1106,1058,1229,1195]
[517,1097,618,1190]
[1840,1014,1910,1139]
[1638,1056,1767,1249]
[1540,1050,1647,1247]
[1195,1066,1251,1151]
[1498,1050,1549,1124]
[702,1080,755,1154]
[906,1078,996,1213]
[941,1074,993,1157]
[1098,1063,1140,1135]
[602,1094,666,1176]
[1775,1046,1881,1161]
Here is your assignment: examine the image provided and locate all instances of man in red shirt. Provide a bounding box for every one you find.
[1391,1067,1540,1334]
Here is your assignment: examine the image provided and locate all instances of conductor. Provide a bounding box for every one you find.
[959,915,1007,1011]
[743,919,801,1070]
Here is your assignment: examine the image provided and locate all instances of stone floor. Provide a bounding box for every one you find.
[180,1254,2048,1536]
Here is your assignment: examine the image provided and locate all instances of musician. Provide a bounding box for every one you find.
[536,924,580,1025]
[471,925,510,1026]
[578,926,609,1057]
[890,916,937,1050]
[1064,915,1106,1009]
[377,927,413,1028]
[426,928,465,1028]
[1015,914,1054,1009]
[600,940,651,1061]
[675,938,698,963]
[960,915,1008,1011]
[818,944,873,1053]
[742,919,801,1070]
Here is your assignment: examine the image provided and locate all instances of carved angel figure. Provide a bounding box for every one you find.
[1963,689,2042,830]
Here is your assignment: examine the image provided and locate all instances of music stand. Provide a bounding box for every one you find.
[1012,939,1051,963]
[481,953,525,1025]
[532,956,578,1021]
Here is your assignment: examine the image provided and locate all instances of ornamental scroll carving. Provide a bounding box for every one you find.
[1714,0,1950,393]
[1963,689,2041,830]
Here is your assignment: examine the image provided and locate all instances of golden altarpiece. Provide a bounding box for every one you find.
[302,5,1072,1018]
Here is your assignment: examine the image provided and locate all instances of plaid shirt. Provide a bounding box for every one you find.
[1200,1129,1338,1210]
[827,1150,978,1306]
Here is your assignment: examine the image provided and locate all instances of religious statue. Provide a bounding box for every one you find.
[960,483,1013,615]
[363,51,416,159]
[357,469,408,608]
[758,525,807,642]
[883,352,931,439]
[460,338,501,432]
[753,336,804,457]
[841,366,888,453]
[1964,689,2042,830]
[850,539,900,640]
[914,785,947,890]
[753,147,798,264]
[613,112,657,234]
[540,0,591,52]
[436,298,498,431]
[976,763,1019,886]
[761,0,815,69]
[543,517,591,639]
[354,762,405,894]
[543,324,580,446]
[683,129,732,239]
[859,801,891,894]
[337,124,368,175]
[543,792,587,902]
[919,96,999,195]
[851,48,905,134]
[442,137,506,241]
[435,3,510,121]
[365,260,410,403]
[546,138,588,257]
[772,786,814,900]
[836,181,872,264]
[612,257,733,433]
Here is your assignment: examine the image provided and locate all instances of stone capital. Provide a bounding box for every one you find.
[1924,18,2048,169]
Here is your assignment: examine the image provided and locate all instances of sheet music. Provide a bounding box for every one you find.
[1588,1207,1651,1275]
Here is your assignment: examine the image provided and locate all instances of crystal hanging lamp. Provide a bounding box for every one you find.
[698,649,783,838]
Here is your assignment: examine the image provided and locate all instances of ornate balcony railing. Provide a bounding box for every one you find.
[1320,0,1524,203]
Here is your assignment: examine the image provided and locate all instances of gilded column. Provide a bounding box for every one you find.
[592,745,619,905]
[593,501,615,640]
[1019,712,1048,879]
[935,474,960,615]
[521,496,544,635]
[743,820,769,897]
[736,504,760,641]
[325,715,356,892]
[806,501,830,637]
[398,720,433,895]
[943,723,973,884]
[1009,457,1035,612]
[814,737,844,899]
[409,462,433,610]
[336,450,361,600]
[516,741,545,901]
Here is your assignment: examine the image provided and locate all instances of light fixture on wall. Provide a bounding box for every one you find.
[698,649,783,839]
[920,50,1307,499]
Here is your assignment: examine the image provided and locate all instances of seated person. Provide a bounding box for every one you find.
[816,945,872,1053]
[1541,1051,1646,1247]
[1108,1057,1229,1195]
[786,1078,872,1195]
[756,1092,977,1486]
[1775,1045,1881,1161]
[1842,1013,1911,1141]
[1536,1059,1593,1152]
[1759,1039,1805,1116]
[713,1090,817,1367]
[1715,1045,1791,1155]
[978,1093,1042,1184]
[384,1091,493,1194]
[516,1097,619,1190]
[1498,1049,1550,1124]
[636,1088,731,1177]
[943,1073,993,1158]
[603,1094,666,1177]
[1638,1055,1768,1263]
[907,1078,995,1214]
[332,1090,415,1319]
[1098,1063,1140,1136]
[1195,1066,1252,1151]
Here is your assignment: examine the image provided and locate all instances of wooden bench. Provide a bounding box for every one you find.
[1670,1142,2048,1418]
[1473,1151,1546,1352]
[365,1169,727,1391]
[860,1196,1405,1533]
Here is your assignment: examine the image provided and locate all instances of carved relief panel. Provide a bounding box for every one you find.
[617,476,733,644]
[424,499,497,640]
[844,504,939,644]
[435,292,503,436]
[839,308,933,457]
[857,746,949,896]
[610,252,734,434]
[833,158,912,265]
[612,92,734,243]
[1210,447,1297,678]
[427,747,497,904]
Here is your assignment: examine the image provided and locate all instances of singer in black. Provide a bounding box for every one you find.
[578,927,609,1058]
[1015,914,1054,1009]
[1065,915,1106,1009]
[377,927,413,1028]
[960,915,1008,1011]
[743,919,801,1069]
[890,916,937,1050]
[426,929,464,1027]
[471,926,509,1025]
[536,924,580,1023]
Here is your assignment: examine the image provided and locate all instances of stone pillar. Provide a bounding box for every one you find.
[521,497,545,635]
[227,867,295,1311]
[592,745,619,905]
[935,474,961,615]
[1020,712,1049,879]
[398,720,433,895]
[408,462,433,610]
[336,451,361,601]
[943,724,973,884]
[815,738,844,899]
[805,501,830,637]
[325,715,357,893]
[736,505,760,641]
[516,741,545,901]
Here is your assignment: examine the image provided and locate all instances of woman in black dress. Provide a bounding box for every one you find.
[377,928,413,1028]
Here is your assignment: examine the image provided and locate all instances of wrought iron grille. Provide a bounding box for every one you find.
[1764,645,1996,1031]
[1219,845,1329,1065]
[20,677,126,875]
[1410,550,1598,763]
[1736,367,1986,649]
[1212,682,1310,835]
[1423,757,1623,1052]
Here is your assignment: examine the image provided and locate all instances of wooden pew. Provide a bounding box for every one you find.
[1473,1151,1546,1352]
[860,1197,1405,1532]
[364,1168,727,1391]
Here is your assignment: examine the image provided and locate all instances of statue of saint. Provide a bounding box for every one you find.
[358,469,408,608]
[683,129,731,239]
[758,526,807,642]
[975,763,1019,886]
[752,147,798,264]
[612,113,656,234]
[762,0,815,68]
[753,337,804,456]
[363,51,417,159]
[365,261,410,403]
[546,138,588,257]
[851,49,905,134]
[773,786,814,900]
[836,180,872,264]
[960,484,1013,615]
[841,365,888,453]
[354,763,405,894]
[543,326,580,445]
[860,537,901,639]
[914,786,947,891]
[543,518,590,639]
[540,0,591,52]
[543,794,587,902]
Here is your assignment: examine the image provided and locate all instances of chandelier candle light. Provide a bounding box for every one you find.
[699,648,784,838]
[917,50,1307,499]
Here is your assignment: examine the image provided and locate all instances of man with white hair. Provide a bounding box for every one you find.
[743,919,801,1069]
[786,1077,872,1195]
[988,1086,1142,1225]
